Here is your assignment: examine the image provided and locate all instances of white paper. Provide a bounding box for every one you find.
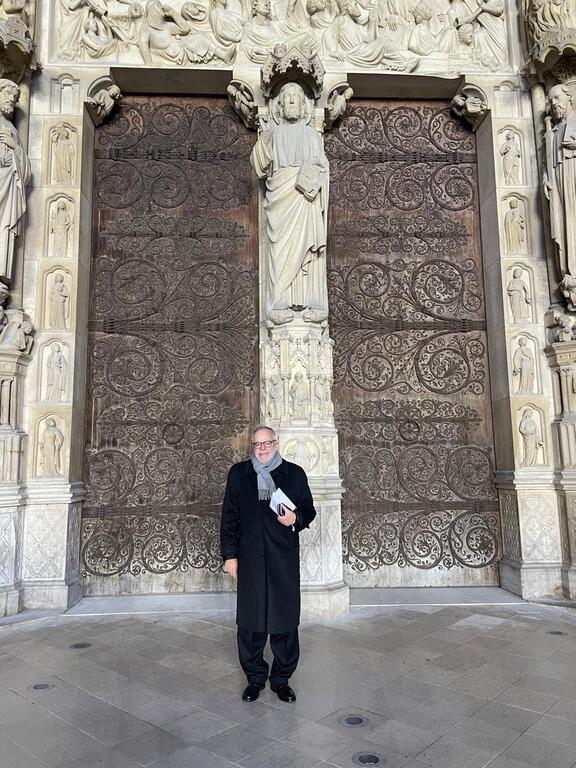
[269,487,296,516]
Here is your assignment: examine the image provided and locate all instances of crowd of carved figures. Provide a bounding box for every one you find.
[54,0,508,71]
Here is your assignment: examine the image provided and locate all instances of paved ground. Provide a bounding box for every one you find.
[1,595,576,768]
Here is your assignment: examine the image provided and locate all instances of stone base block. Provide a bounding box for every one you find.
[500,558,563,600]
[301,581,349,621]
[561,565,576,601]
[0,583,22,617]
[23,577,83,611]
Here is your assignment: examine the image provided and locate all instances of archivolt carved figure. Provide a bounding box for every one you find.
[500,131,521,185]
[504,198,526,253]
[544,84,576,292]
[39,418,64,478]
[507,267,531,322]
[51,125,75,185]
[251,82,329,325]
[0,79,30,282]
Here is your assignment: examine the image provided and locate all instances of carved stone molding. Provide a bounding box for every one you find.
[261,43,324,99]
[451,85,489,132]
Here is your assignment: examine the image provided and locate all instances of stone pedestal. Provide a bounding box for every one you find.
[21,480,83,610]
[262,319,349,617]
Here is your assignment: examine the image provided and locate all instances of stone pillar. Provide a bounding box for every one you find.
[262,319,348,618]
[546,341,576,599]
[0,349,30,615]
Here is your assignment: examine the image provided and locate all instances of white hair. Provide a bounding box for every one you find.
[252,424,278,439]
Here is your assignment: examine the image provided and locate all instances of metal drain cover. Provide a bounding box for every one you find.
[546,630,566,636]
[70,642,92,649]
[344,715,366,726]
[31,683,52,691]
[352,751,386,766]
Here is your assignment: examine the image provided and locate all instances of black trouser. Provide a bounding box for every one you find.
[237,626,299,687]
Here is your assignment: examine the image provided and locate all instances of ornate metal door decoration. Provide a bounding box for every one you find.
[81,97,258,581]
[326,101,500,579]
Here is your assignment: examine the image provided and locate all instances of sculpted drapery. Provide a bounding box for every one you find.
[544,84,576,284]
[0,79,30,282]
[251,82,329,325]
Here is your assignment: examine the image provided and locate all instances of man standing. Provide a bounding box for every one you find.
[220,425,316,702]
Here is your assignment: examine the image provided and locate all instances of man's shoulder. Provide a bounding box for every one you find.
[229,460,252,477]
[281,459,308,478]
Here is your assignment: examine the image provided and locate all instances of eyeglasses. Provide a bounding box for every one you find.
[252,440,277,449]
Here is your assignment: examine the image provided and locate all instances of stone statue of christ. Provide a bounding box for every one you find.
[251,81,329,325]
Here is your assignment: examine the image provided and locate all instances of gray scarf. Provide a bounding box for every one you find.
[251,451,282,500]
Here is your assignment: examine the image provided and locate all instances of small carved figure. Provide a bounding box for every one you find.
[507,267,531,322]
[51,125,75,184]
[0,310,33,352]
[451,87,488,130]
[325,86,353,128]
[504,198,526,253]
[266,374,283,420]
[560,274,576,312]
[500,131,521,185]
[240,0,278,64]
[46,343,68,402]
[57,0,109,61]
[285,438,315,470]
[39,417,64,478]
[227,81,256,128]
[48,273,70,329]
[314,374,331,417]
[320,434,335,472]
[519,407,542,467]
[512,337,535,393]
[86,83,122,126]
[0,79,30,281]
[552,311,576,343]
[289,371,309,419]
[50,200,72,259]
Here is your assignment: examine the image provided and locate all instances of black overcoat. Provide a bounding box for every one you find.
[220,459,316,634]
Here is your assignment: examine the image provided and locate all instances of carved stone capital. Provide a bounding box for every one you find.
[451,85,488,132]
[227,80,257,130]
[261,42,324,100]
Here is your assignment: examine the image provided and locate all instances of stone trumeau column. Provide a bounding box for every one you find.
[0,0,35,616]
[230,46,350,618]
[520,1,576,599]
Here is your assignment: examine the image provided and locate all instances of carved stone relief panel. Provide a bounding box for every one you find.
[511,334,538,394]
[326,100,499,584]
[506,264,533,324]
[48,0,510,75]
[519,493,562,563]
[498,128,524,186]
[35,415,66,479]
[44,269,72,330]
[81,96,258,584]
[500,491,521,561]
[47,196,74,259]
[47,122,77,185]
[517,405,546,467]
[39,339,69,403]
[503,195,528,254]
[23,507,67,580]
[51,74,80,114]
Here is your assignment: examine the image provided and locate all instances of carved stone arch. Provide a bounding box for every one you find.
[51,73,80,114]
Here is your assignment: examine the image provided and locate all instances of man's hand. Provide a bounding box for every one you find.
[277,505,296,527]
[0,129,16,150]
[224,558,238,578]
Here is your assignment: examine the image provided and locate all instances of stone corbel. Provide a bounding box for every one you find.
[0,0,35,84]
[227,80,257,130]
[451,84,489,132]
[86,81,122,127]
[324,83,353,130]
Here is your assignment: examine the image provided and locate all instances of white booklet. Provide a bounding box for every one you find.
[269,488,296,517]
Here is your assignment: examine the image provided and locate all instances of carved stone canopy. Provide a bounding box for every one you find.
[0,6,34,83]
[261,43,325,100]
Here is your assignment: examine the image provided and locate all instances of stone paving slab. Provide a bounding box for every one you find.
[1,597,576,767]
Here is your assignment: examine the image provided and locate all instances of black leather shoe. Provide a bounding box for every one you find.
[271,683,296,702]
[242,684,262,701]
